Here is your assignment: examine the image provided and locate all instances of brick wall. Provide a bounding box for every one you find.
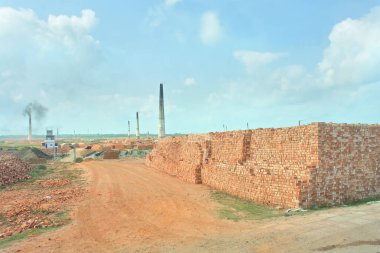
[146,123,380,208]
[103,150,120,159]
[146,135,207,183]
[303,123,380,207]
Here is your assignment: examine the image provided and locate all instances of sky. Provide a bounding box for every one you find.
[0,0,380,135]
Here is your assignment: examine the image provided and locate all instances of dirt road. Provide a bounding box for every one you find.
[2,159,380,252]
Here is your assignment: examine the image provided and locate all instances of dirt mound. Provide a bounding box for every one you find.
[0,155,32,186]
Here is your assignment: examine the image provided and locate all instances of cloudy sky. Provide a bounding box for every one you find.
[0,0,380,135]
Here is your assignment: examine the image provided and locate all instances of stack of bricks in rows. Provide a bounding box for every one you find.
[146,123,380,208]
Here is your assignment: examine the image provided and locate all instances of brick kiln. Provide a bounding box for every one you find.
[146,123,380,208]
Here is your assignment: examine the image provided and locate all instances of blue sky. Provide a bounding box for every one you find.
[0,0,380,135]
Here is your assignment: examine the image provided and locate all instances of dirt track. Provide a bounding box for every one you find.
[2,159,380,253]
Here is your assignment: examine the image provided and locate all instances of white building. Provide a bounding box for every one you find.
[42,130,57,149]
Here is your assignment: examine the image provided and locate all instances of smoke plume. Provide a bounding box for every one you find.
[23,102,48,120]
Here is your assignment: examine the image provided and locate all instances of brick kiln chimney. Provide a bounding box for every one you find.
[128,120,131,137]
[136,112,140,138]
[158,83,165,138]
[28,113,32,141]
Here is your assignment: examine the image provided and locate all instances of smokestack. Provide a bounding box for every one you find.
[23,102,48,141]
[128,120,131,137]
[28,113,32,141]
[136,112,140,138]
[158,83,165,138]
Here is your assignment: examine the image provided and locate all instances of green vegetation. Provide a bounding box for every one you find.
[0,165,50,191]
[210,191,284,221]
[211,191,380,222]
[0,213,9,225]
[75,157,83,163]
[341,197,380,207]
[54,211,69,219]
[121,150,150,158]
[0,162,83,247]
[309,197,380,210]
[30,208,54,216]
[0,226,58,248]
[0,142,40,150]
[29,164,49,182]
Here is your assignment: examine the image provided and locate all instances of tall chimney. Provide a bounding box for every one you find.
[136,112,140,138]
[28,113,32,141]
[128,120,131,137]
[158,83,165,138]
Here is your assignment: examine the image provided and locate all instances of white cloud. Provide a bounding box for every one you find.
[200,11,222,45]
[318,6,380,87]
[165,0,182,7]
[147,7,165,28]
[184,77,196,86]
[233,50,284,72]
[11,94,23,103]
[0,8,98,48]
[47,9,96,33]
[147,0,182,28]
[0,7,100,110]
[232,5,380,102]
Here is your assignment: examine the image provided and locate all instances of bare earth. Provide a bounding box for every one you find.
[2,159,380,253]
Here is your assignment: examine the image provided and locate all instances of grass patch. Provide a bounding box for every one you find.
[53,211,71,225]
[0,162,83,248]
[343,197,380,207]
[29,164,49,182]
[75,157,83,163]
[54,166,85,186]
[54,211,69,219]
[30,208,55,216]
[210,191,284,221]
[308,197,380,211]
[0,226,58,249]
[0,213,9,225]
[0,142,40,151]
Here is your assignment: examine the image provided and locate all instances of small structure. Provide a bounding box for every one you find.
[41,130,57,149]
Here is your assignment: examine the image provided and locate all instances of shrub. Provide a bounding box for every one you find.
[75,157,83,163]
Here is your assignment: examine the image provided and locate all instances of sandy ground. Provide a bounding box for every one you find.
[1,159,379,253]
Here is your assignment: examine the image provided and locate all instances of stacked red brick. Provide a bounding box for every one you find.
[202,126,319,208]
[146,123,380,208]
[146,135,207,183]
[103,150,120,159]
[306,123,380,207]
[0,155,32,186]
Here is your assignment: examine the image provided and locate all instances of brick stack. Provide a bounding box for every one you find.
[304,123,380,207]
[103,150,120,159]
[146,135,205,183]
[146,123,380,208]
[201,125,319,208]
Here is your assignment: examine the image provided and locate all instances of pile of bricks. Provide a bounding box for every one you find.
[146,123,380,208]
[0,155,32,186]
[146,136,203,183]
[304,123,380,207]
[103,150,120,159]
